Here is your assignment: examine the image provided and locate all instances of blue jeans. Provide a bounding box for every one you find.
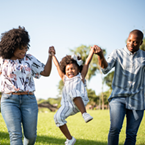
[1,93,38,145]
[108,97,144,145]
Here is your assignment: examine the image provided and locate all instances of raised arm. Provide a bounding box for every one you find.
[81,47,94,80]
[93,45,108,69]
[52,50,64,80]
[40,46,55,76]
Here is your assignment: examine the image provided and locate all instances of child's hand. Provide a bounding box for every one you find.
[90,46,94,52]
[49,46,55,56]
[92,45,103,56]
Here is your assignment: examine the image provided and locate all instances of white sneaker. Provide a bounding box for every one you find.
[65,137,76,145]
[82,113,93,123]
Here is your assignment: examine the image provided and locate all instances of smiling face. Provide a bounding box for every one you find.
[65,63,80,78]
[11,45,28,60]
[126,33,143,53]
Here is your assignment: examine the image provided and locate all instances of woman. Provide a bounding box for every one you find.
[0,26,55,145]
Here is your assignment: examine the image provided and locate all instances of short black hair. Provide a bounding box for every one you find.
[0,26,30,59]
[130,29,144,40]
[60,55,83,74]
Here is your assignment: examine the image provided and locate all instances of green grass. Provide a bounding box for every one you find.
[0,110,145,145]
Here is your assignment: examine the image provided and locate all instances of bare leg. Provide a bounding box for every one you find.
[59,124,72,140]
[73,97,86,114]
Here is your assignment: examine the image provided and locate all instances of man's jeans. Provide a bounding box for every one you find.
[1,93,38,145]
[108,97,144,145]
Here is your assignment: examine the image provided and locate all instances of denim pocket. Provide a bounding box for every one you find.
[27,94,36,100]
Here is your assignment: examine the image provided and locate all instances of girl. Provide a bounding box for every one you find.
[0,26,55,145]
[51,46,94,145]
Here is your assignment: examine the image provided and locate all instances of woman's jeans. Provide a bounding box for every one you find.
[108,97,144,145]
[1,93,38,145]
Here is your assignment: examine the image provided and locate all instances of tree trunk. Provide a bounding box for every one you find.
[97,63,104,110]
[101,73,104,110]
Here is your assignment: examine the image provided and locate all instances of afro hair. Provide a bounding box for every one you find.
[60,55,83,74]
[0,26,30,59]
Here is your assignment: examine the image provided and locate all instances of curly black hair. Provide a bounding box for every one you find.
[0,26,30,59]
[60,55,83,74]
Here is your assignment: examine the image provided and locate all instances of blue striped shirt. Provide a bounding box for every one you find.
[102,46,145,110]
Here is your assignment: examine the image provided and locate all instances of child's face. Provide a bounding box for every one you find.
[65,63,80,78]
[126,33,143,53]
[11,45,28,60]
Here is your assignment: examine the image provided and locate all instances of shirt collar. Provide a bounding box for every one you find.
[65,73,81,80]
[124,46,139,55]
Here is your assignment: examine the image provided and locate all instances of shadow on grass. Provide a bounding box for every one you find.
[3,132,145,145]
[0,131,10,145]
[0,132,107,145]
[36,135,107,145]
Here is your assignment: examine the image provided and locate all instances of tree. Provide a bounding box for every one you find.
[140,37,145,51]
[103,71,114,90]
[87,88,98,104]
[103,71,114,101]
[70,45,106,81]
[0,92,1,112]
[37,98,60,112]
[57,80,64,96]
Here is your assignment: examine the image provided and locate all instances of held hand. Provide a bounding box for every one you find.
[93,45,108,68]
[90,46,94,52]
[92,45,103,56]
[49,46,56,56]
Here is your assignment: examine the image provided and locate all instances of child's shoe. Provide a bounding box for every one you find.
[65,136,76,145]
[82,112,93,123]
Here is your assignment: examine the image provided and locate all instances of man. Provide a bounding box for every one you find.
[93,29,144,145]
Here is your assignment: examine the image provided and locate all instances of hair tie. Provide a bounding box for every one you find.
[71,55,83,66]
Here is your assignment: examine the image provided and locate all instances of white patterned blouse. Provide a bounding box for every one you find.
[0,54,45,94]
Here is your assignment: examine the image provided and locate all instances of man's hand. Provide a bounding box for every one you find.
[49,46,56,56]
[92,45,103,56]
[92,45,108,68]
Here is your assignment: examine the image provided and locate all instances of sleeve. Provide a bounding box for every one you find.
[27,54,45,79]
[69,78,82,100]
[101,49,117,74]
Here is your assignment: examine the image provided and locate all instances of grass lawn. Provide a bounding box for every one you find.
[0,110,145,145]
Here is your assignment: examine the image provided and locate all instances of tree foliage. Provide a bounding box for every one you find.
[87,88,99,104]
[57,79,64,96]
[101,90,110,105]
[103,71,114,90]
[70,45,106,81]
[140,37,145,51]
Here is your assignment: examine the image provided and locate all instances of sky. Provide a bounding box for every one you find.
[0,0,145,99]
